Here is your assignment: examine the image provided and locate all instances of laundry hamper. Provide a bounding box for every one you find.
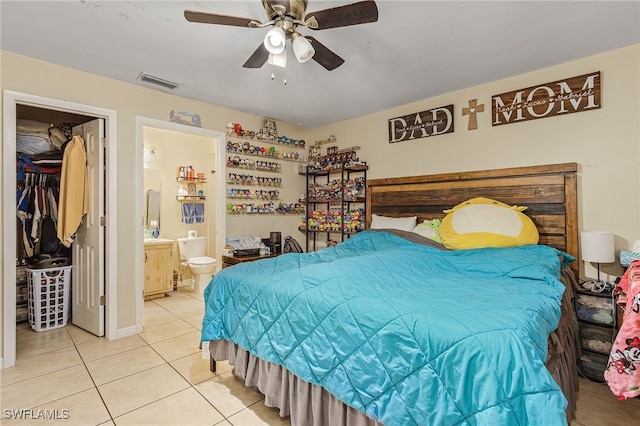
[27,266,71,332]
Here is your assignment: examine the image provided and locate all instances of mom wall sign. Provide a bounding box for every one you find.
[492,71,601,126]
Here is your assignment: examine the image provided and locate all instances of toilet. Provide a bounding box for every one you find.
[177,236,216,293]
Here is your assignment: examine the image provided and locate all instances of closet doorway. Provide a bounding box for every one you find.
[134,117,225,330]
[2,91,118,369]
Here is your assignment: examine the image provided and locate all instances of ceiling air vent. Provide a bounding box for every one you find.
[139,73,179,90]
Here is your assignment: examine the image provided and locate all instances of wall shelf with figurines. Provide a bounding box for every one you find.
[226,201,305,215]
[226,173,282,187]
[226,156,282,172]
[225,119,305,223]
[226,141,305,162]
[226,120,307,148]
[226,188,280,200]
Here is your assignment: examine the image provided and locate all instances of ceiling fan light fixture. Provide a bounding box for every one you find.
[263,26,286,54]
[292,33,315,63]
[268,50,287,68]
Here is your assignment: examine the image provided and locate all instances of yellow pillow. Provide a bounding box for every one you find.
[440,197,539,250]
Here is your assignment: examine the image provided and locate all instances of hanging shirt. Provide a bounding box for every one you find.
[57,135,88,247]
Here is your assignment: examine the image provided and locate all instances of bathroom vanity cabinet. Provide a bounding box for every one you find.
[144,240,174,300]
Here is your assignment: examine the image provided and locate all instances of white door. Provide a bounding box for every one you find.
[71,119,105,336]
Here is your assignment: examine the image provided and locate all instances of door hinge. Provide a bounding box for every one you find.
[100,295,106,306]
[100,216,106,226]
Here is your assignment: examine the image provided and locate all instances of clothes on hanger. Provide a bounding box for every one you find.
[16,171,61,262]
[57,135,88,248]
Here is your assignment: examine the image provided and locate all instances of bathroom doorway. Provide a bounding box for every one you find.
[134,117,225,330]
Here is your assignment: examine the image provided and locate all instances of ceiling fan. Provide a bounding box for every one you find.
[184,0,378,71]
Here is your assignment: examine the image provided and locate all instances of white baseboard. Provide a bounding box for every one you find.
[116,324,142,339]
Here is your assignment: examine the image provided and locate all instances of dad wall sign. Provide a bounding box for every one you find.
[492,72,601,126]
[388,105,454,143]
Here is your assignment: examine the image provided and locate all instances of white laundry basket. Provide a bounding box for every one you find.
[27,266,71,332]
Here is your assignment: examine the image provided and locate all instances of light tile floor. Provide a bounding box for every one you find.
[2,288,640,425]
[1,289,289,426]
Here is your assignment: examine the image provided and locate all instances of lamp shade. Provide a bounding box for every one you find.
[143,145,156,167]
[267,50,287,68]
[264,26,286,54]
[292,33,315,63]
[580,230,615,263]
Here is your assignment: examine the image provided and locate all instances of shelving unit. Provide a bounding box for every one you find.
[574,288,618,382]
[300,163,367,252]
[225,133,306,215]
[176,172,207,201]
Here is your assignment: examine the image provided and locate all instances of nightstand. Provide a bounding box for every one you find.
[222,253,280,268]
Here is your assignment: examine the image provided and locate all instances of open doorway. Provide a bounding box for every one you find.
[134,117,225,330]
[2,91,118,369]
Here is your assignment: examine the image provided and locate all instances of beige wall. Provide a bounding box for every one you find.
[309,44,640,281]
[2,44,639,358]
[0,50,307,355]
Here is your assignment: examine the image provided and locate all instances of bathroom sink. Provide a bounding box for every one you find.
[144,238,175,245]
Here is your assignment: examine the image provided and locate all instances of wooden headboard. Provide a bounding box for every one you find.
[366,163,579,276]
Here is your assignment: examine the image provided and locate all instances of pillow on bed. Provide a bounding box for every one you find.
[370,214,417,232]
[439,197,539,250]
[412,218,442,243]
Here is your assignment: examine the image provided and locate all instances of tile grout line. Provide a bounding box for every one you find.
[64,325,118,424]
[10,290,250,425]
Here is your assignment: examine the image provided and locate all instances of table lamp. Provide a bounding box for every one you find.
[580,230,615,285]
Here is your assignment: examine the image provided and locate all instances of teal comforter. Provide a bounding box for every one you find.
[202,230,570,425]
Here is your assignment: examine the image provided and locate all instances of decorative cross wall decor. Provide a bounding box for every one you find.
[462,99,484,130]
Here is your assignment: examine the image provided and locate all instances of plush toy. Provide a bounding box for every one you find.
[413,218,443,243]
[439,197,539,250]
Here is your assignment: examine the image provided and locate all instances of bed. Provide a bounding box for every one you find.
[202,162,580,425]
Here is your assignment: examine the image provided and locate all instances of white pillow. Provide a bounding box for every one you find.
[370,214,417,232]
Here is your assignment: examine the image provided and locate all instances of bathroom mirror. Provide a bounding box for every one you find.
[143,168,162,229]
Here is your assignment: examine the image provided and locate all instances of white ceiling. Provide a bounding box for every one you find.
[1,1,639,129]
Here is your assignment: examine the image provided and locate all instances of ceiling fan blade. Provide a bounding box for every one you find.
[243,44,270,69]
[306,37,345,71]
[307,0,378,30]
[184,10,261,28]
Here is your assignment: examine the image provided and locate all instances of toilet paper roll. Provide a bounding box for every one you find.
[633,240,640,252]
[188,230,197,238]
